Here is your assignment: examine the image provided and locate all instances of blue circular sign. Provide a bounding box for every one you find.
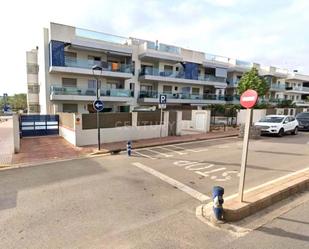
[93,100,104,111]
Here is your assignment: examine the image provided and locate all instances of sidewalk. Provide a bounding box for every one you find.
[88,129,239,154]
[0,118,14,166]
[2,129,238,168]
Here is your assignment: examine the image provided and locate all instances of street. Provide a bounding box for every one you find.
[0,133,308,248]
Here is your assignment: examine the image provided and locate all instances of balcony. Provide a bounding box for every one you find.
[139,41,183,62]
[285,86,309,93]
[204,53,230,67]
[50,56,133,79]
[50,86,134,102]
[270,85,286,91]
[138,90,227,104]
[139,68,227,87]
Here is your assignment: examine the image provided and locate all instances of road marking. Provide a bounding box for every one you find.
[225,166,309,201]
[169,144,208,153]
[132,162,210,202]
[160,146,187,155]
[144,148,173,158]
[134,151,156,160]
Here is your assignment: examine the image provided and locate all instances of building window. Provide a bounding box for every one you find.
[27,63,39,74]
[140,85,152,92]
[62,78,77,88]
[192,87,200,95]
[63,104,78,113]
[28,85,39,94]
[163,85,172,94]
[164,65,173,76]
[88,79,96,89]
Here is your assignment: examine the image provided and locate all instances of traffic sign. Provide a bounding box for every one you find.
[159,94,167,104]
[240,89,258,109]
[93,100,104,111]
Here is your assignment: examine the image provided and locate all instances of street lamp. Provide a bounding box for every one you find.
[92,65,103,150]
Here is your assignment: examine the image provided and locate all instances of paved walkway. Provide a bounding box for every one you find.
[0,118,14,166]
[6,129,238,167]
[12,136,92,165]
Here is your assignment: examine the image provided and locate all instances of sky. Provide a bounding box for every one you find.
[0,0,309,95]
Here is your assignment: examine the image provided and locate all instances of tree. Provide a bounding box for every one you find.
[237,67,269,96]
[0,94,27,111]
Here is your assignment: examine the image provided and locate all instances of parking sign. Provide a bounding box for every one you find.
[159,94,167,104]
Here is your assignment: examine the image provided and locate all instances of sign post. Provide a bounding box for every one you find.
[93,97,104,150]
[159,94,167,138]
[238,89,258,202]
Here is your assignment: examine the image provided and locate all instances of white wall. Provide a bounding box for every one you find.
[59,126,77,146]
[177,110,210,134]
[237,109,267,125]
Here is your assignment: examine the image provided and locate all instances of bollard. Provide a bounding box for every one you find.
[127,141,132,156]
[212,186,224,220]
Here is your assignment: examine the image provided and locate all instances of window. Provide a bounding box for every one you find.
[296,95,300,100]
[88,79,96,89]
[164,65,173,76]
[28,85,39,94]
[27,63,39,74]
[107,83,117,89]
[63,104,78,113]
[64,51,77,60]
[88,55,101,61]
[62,78,77,88]
[192,87,200,95]
[163,85,172,94]
[140,85,152,92]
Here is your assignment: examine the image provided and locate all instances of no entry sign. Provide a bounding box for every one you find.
[240,90,258,109]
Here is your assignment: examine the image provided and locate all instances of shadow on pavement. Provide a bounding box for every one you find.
[276,217,309,225]
[258,226,309,242]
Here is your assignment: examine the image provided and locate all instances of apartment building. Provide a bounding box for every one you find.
[26,47,40,113]
[31,22,309,114]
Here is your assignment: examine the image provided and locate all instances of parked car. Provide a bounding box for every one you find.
[254,115,299,136]
[296,112,309,131]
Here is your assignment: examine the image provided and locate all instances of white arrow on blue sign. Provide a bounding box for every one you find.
[93,100,104,111]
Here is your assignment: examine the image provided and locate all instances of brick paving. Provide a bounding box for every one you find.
[0,118,14,166]
[12,136,92,165]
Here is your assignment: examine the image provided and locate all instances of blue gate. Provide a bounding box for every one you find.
[20,115,59,137]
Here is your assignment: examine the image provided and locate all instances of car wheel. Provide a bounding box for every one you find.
[278,128,285,137]
[292,127,298,135]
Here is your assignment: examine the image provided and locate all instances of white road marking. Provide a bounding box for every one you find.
[132,162,210,202]
[169,144,208,153]
[161,146,187,155]
[144,148,173,158]
[224,167,309,201]
[134,151,156,160]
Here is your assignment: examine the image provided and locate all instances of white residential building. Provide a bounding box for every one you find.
[29,22,309,114]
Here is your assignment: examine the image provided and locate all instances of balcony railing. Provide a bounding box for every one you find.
[75,28,130,45]
[139,68,226,83]
[145,41,181,54]
[64,56,133,73]
[50,86,134,98]
[270,85,286,90]
[138,91,227,101]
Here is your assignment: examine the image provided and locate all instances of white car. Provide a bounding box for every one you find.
[254,115,299,136]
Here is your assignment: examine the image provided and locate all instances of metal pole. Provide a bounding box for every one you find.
[159,107,163,138]
[96,77,101,151]
[238,108,252,202]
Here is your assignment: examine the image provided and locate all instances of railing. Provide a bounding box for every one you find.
[50,86,133,97]
[75,28,130,45]
[139,68,226,83]
[138,91,228,101]
[205,53,230,64]
[64,56,133,73]
[270,85,286,90]
[145,41,181,54]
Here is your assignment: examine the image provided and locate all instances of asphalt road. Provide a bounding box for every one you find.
[0,133,308,248]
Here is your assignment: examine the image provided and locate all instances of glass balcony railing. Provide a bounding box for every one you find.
[139,68,226,83]
[75,28,130,45]
[145,41,181,54]
[270,85,286,90]
[138,91,228,101]
[50,86,134,98]
[64,56,133,74]
[235,60,253,68]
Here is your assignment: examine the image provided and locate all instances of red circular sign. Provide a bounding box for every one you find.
[240,89,258,109]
